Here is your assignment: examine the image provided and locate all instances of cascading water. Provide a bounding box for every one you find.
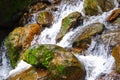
[0,0,119,80]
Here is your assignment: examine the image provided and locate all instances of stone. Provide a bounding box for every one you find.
[37,11,53,27]
[23,44,86,80]
[101,29,120,46]
[83,0,115,16]
[107,8,120,22]
[112,45,120,73]
[5,23,42,68]
[73,23,104,50]
[56,11,83,41]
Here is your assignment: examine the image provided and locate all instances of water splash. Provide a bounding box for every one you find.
[0,44,11,80]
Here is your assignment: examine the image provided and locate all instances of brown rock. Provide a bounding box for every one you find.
[107,8,120,22]
[5,23,42,68]
[73,23,104,51]
[112,45,120,73]
[37,11,53,27]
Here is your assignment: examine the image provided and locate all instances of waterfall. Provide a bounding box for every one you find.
[0,0,119,80]
[0,44,11,80]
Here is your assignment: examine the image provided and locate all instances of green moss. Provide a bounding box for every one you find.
[38,12,44,23]
[23,45,54,68]
[5,36,22,68]
[61,12,81,36]
[84,0,98,15]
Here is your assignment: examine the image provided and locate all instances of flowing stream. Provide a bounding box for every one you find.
[0,0,119,80]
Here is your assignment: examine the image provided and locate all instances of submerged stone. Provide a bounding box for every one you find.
[23,44,86,80]
[56,11,83,41]
[5,23,42,68]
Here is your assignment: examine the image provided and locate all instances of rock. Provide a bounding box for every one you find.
[30,2,47,13]
[73,23,104,50]
[107,8,120,22]
[23,44,86,80]
[56,12,83,41]
[96,71,120,80]
[8,67,49,80]
[37,11,53,27]
[112,45,120,73]
[5,23,42,68]
[101,29,120,46]
[84,0,115,16]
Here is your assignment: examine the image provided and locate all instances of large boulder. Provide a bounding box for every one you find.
[101,29,120,46]
[73,23,104,51]
[22,44,86,80]
[83,0,115,16]
[37,11,53,27]
[56,12,83,41]
[8,67,49,80]
[5,23,42,68]
[112,45,120,73]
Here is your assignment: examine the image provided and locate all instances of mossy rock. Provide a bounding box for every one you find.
[101,29,120,46]
[73,23,104,50]
[23,44,86,80]
[5,23,42,68]
[84,0,115,16]
[37,11,53,27]
[112,45,120,73]
[56,11,83,41]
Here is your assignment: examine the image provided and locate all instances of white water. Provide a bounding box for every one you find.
[0,0,119,80]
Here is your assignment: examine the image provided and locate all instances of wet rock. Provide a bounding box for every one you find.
[56,12,83,41]
[107,8,120,22]
[101,29,120,46]
[112,45,120,73]
[97,71,120,80]
[84,0,115,16]
[73,23,104,51]
[8,67,49,80]
[5,23,42,68]
[23,44,86,80]
[37,11,53,27]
